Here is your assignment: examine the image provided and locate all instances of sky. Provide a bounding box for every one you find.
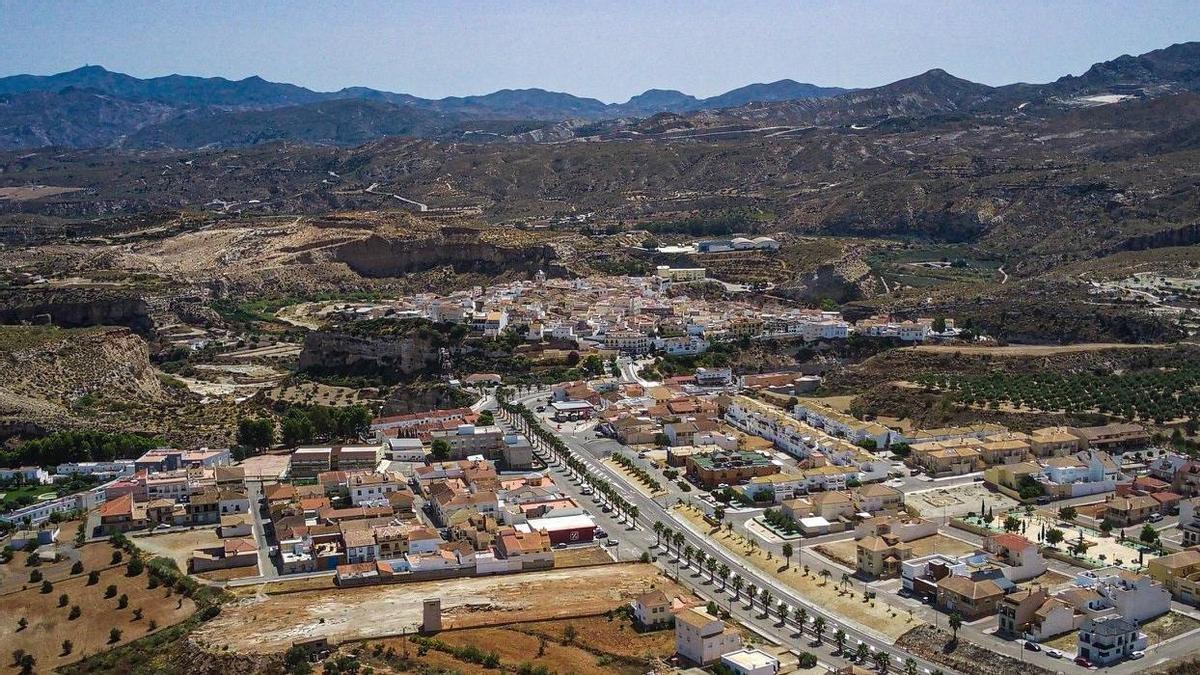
[2,0,1199,103]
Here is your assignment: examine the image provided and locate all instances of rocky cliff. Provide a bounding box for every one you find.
[298,325,447,380]
[0,287,154,333]
[332,232,556,278]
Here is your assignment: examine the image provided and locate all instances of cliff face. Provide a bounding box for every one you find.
[298,329,443,378]
[0,288,154,333]
[332,234,556,278]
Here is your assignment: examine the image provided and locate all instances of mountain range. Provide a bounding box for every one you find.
[0,41,1198,150]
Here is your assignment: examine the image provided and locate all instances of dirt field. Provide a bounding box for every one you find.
[354,614,679,675]
[0,528,112,594]
[906,484,1019,519]
[553,546,615,568]
[675,506,920,639]
[0,549,195,671]
[603,459,668,498]
[0,185,83,201]
[132,529,222,571]
[194,563,682,653]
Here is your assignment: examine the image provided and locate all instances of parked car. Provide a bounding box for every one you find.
[1148,513,1164,523]
[1130,651,1145,660]
[1023,641,1041,652]
[595,530,608,538]
[606,539,618,547]
[554,543,568,550]
[1075,656,1094,668]
[536,406,546,412]
[1045,649,1063,659]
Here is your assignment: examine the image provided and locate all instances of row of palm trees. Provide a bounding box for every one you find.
[497,391,639,528]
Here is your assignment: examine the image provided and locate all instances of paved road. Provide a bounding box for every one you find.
[505,390,957,675]
[244,480,279,580]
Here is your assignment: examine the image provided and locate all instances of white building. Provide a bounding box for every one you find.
[675,607,742,666]
[1075,568,1171,623]
[720,648,781,675]
[55,461,136,478]
[0,466,51,485]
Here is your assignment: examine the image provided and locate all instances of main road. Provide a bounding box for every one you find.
[504,389,959,675]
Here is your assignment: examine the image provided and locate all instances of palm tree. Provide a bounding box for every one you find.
[904,657,918,675]
[813,616,826,644]
[782,542,793,568]
[874,651,890,674]
[840,572,851,591]
[682,544,694,570]
[705,557,718,583]
[717,563,730,591]
[758,589,771,615]
[731,575,744,600]
[948,612,962,642]
[672,532,684,554]
[745,583,757,607]
[653,521,664,547]
[834,628,847,654]
[795,606,808,633]
[855,642,869,664]
[819,569,832,586]
[775,601,789,625]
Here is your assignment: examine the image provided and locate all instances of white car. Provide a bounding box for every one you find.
[1045,649,1063,659]
[1130,651,1145,660]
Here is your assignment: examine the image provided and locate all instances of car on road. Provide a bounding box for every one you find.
[1130,651,1145,660]
[595,530,608,538]
[554,543,568,550]
[536,406,546,412]
[1074,656,1094,668]
[637,452,647,459]
[605,539,618,547]
[1148,512,1164,523]
[1045,649,1063,659]
[1023,641,1041,652]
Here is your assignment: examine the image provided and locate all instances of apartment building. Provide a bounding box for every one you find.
[1077,615,1148,665]
[675,607,742,666]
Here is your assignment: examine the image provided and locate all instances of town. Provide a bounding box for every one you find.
[6,358,1200,675]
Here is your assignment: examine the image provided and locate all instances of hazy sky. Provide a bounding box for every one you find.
[3,0,1199,102]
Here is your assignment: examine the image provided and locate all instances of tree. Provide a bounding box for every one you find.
[16,653,34,675]
[281,409,316,446]
[1003,515,1021,533]
[40,579,53,594]
[1140,524,1160,545]
[782,543,793,567]
[17,617,27,631]
[932,316,947,333]
[68,605,81,620]
[562,623,577,644]
[61,639,73,655]
[71,560,84,575]
[236,417,275,451]
[905,657,919,675]
[105,584,118,598]
[949,612,963,641]
[796,607,808,632]
[1059,506,1077,521]
[111,550,123,565]
[819,569,832,586]
[430,439,451,461]
[87,570,100,585]
[875,651,890,673]
[127,557,144,576]
[1100,518,1115,536]
[856,642,870,663]
[834,628,847,654]
[813,616,826,644]
[58,593,69,607]
[133,608,143,621]
[118,593,129,609]
[1046,528,1065,548]
[109,627,122,643]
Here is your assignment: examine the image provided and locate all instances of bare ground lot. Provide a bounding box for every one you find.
[238,453,291,481]
[906,483,1019,519]
[817,532,978,569]
[132,529,221,571]
[194,563,682,653]
[357,615,679,675]
[0,546,195,671]
[553,546,615,568]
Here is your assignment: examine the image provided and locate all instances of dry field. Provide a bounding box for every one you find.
[194,563,682,653]
[0,529,111,593]
[603,458,668,498]
[553,546,615,568]
[132,529,222,571]
[265,380,371,407]
[0,185,82,201]
[675,506,921,639]
[357,615,678,675]
[0,547,195,671]
[238,454,291,481]
[906,484,1019,519]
